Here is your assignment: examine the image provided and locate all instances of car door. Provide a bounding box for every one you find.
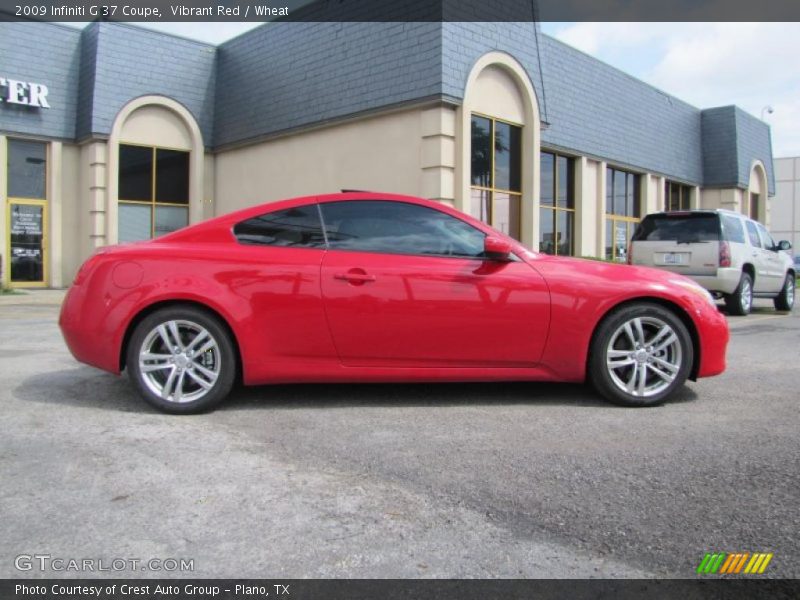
[744,219,773,293]
[230,203,338,362]
[755,222,786,292]
[318,200,550,368]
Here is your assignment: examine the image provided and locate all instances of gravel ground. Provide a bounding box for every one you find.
[0,292,797,578]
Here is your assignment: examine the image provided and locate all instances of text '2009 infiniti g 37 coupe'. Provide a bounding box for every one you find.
[60,192,729,413]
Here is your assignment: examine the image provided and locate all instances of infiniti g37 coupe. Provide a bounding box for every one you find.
[60,192,729,413]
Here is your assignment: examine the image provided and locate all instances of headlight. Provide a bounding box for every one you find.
[670,278,716,307]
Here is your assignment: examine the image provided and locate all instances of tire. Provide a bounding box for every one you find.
[725,272,753,316]
[588,303,694,407]
[126,306,236,414]
[773,273,795,311]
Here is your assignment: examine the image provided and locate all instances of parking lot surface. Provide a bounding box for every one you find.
[1,291,797,578]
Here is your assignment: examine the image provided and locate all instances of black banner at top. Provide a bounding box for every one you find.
[1,0,800,22]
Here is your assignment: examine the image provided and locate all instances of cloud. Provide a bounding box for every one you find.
[549,22,800,156]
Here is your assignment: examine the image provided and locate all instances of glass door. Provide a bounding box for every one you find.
[5,139,48,288]
[7,200,47,287]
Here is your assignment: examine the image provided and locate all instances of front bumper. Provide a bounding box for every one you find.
[695,305,729,378]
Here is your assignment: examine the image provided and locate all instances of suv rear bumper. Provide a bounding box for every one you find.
[690,268,742,296]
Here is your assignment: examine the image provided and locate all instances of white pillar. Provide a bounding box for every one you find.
[48,141,63,288]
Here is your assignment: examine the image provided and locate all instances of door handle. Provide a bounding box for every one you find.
[334,269,376,284]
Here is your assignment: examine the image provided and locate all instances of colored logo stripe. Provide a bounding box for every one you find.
[698,552,773,574]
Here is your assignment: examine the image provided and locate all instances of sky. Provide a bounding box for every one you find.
[60,21,799,157]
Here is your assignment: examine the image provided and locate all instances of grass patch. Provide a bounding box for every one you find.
[1,285,25,295]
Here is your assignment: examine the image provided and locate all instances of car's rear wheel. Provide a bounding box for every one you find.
[588,303,694,407]
[126,306,236,414]
[725,272,753,316]
[773,273,795,311]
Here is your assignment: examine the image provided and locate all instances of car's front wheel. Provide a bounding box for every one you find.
[773,273,795,311]
[588,303,694,407]
[126,306,236,414]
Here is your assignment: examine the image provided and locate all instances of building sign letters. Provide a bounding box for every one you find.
[0,77,50,109]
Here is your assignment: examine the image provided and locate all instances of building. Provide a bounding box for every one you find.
[0,20,776,288]
[772,157,800,253]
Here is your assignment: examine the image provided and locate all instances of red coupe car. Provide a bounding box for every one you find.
[60,192,729,413]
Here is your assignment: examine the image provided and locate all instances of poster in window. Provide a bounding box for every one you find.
[10,204,44,282]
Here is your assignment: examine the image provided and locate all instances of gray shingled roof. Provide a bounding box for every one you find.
[0,21,775,193]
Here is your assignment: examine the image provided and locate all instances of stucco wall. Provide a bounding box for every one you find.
[214,108,426,214]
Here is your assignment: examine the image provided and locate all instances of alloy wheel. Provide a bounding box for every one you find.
[740,278,753,314]
[605,316,683,398]
[138,320,221,403]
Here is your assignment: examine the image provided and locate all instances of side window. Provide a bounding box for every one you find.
[233,205,325,248]
[720,214,745,244]
[745,220,762,248]
[320,201,486,258]
[756,223,775,250]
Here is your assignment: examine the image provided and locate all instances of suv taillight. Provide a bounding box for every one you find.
[719,240,731,267]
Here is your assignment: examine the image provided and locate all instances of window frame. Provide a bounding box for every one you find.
[539,150,576,256]
[6,138,49,288]
[118,142,191,241]
[605,166,642,262]
[469,112,523,240]
[665,180,692,212]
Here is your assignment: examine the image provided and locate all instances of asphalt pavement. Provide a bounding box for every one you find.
[1,291,797,578]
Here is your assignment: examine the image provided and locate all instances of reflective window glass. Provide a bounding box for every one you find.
[321,201,485,258]
[234,205,326,248]
[8,139,46,199]
[470,116,492,187]
[155,149,189,204]
[118,203,152,243]
[119,145,153,201]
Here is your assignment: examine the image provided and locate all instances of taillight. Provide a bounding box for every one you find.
[719,240,731,267]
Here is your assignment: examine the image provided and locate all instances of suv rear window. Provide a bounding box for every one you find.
[632,214,720,242]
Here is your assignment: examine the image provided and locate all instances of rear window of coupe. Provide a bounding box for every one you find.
[632,214,720,243]
[233,205,326,248]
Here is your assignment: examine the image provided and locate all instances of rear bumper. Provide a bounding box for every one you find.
[59,284,121,375]
[690,268,742,296]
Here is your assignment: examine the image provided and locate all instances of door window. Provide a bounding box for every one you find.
[7,139,48,286]
[745,220,762,248]
[320,201,485,258]
[8,139,46,199]
[9,204,44,282]
[756,223,775,250]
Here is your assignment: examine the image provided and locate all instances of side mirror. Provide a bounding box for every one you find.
[778,240,792,252]
[484,236,512,261]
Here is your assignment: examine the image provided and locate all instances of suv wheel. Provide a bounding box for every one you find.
[725,273,753,316]
[774,273,795,311]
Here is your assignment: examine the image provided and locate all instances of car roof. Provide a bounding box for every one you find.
[643,208,743,219]
[157,192,502,244]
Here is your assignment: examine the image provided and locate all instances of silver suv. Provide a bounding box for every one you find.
[629,209,795,315]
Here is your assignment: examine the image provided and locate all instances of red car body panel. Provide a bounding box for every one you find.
[59,193,729,388]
